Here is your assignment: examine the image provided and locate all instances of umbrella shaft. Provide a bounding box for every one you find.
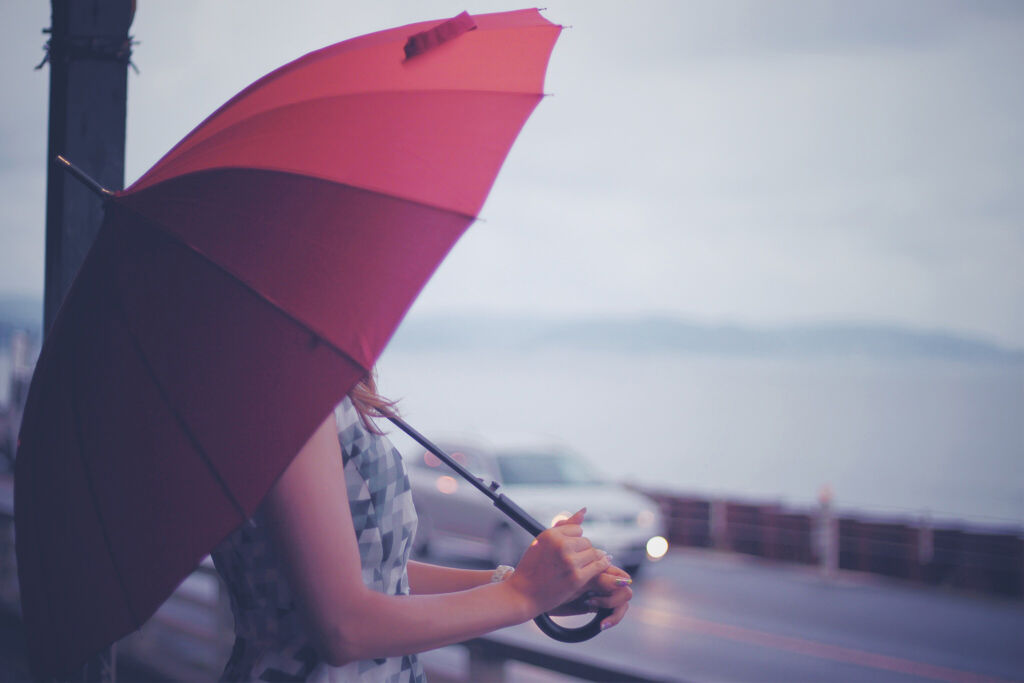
[386,415,545,536]
[386,416,496,500]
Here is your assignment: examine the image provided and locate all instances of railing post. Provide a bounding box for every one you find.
[467,640,506,682]
[817,485,838,576]
[918,513,934,565]
[709,499,728,550]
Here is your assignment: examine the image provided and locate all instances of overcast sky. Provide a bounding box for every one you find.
[2,1,1022,347]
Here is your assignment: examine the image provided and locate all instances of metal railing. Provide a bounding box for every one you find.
[636,486,1024,598]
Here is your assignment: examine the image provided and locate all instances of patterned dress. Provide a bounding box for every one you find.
[211,398,426,682]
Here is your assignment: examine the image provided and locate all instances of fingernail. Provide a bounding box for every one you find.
[615,577,633,586]
[600,620,614,631]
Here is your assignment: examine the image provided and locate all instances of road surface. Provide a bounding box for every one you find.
[421,548,1024,682]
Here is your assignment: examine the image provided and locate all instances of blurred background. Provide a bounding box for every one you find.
[1,2,1022,681]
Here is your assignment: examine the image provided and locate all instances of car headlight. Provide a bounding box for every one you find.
[636,509,656,528]
[646,535,669,560]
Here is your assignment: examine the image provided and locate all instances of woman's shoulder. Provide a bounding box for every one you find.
[333,396,359,433]
[333,395,397,462]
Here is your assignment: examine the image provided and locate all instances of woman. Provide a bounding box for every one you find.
[212,375,633,681]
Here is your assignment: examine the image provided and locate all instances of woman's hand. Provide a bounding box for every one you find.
[549,564,633,630]
[505,508,612,617]
[545,511,634,630]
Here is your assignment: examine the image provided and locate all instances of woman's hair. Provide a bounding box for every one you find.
[349,369,398,435]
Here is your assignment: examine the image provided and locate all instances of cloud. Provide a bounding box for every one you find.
[2,1,1022,346]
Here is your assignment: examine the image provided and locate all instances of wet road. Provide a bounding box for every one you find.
[422,548,1024,682]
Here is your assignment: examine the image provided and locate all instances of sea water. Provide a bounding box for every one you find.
[376,349,1024,527]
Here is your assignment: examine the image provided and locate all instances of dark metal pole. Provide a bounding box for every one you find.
[41,2,134,680]
[43,0,134,336]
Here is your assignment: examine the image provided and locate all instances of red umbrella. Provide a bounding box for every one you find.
[15,10,561,676]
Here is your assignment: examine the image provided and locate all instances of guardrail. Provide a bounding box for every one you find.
[0,474,667,682]
[635,486,1024,598]
[3,471,1022,681]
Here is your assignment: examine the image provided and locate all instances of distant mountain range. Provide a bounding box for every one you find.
[387,315,1024,363]
[2,295,1020,363]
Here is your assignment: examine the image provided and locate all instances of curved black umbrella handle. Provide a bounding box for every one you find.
[534,609,612,642]
[387,416,611,643]
[492,494,612,642]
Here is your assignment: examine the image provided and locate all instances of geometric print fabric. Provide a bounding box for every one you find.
[211,397,425,682]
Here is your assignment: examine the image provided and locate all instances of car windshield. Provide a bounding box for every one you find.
[496,452,603,486]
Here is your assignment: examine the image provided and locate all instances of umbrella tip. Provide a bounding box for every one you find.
[54,155,115,199]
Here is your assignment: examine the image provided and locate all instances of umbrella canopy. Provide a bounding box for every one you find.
[15,9,561,676]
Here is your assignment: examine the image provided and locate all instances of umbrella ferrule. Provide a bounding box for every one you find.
[54,155,115,199]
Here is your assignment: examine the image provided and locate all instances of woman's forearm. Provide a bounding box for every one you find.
[406,560,495,594]
[264,414,611,668]
[324,579,533,665]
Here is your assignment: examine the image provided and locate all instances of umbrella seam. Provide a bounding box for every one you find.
[131,166,479,225]
[112,197,375,374]
[132,166,479,225]
[104,250,252,528]
[65,311,143,631]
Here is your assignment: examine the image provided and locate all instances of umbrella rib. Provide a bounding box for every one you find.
[64,325,143,629]
[106,283,251,527]
[136,167,480,225]
[124,337,249,522]
[116,199,373,375]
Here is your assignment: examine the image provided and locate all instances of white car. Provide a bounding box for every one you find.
[405,437,668,576]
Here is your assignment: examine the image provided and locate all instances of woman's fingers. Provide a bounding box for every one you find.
[554,508,586,527]
[535,526,595,562]
[584,583,633,610]
[509,540,609,615]
[589,565,632,593]
[548,571,634,616]
[562,535,593,554]
[552,522,584,537]
[600,601,629,630]
[575,548,613,583]
[510,505,636,617]
[572,546,608,571]
[602,564,632,580]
